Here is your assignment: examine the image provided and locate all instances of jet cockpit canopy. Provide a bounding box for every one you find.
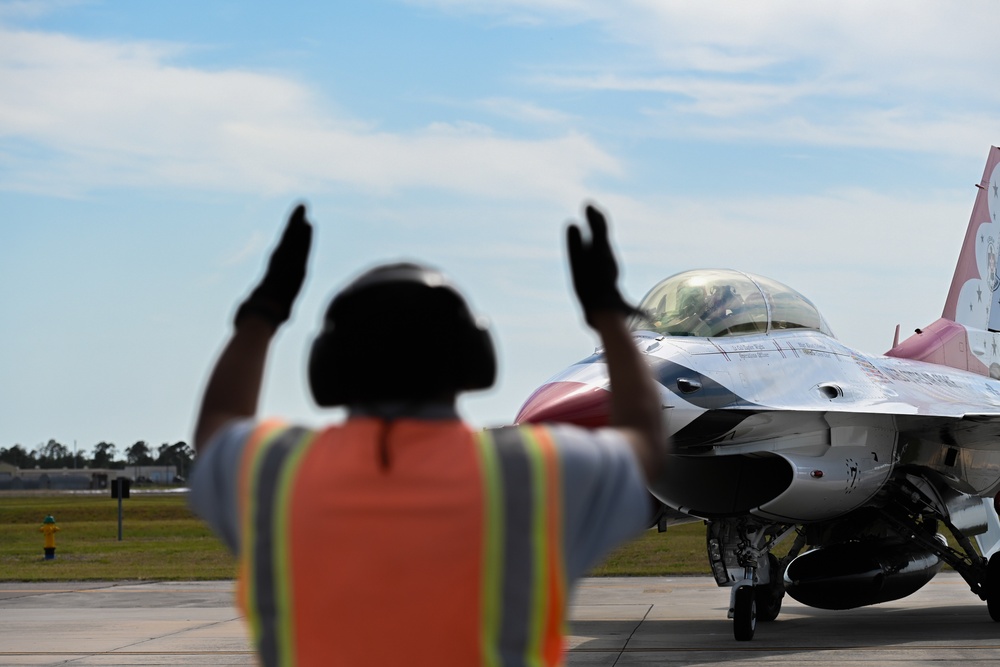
[630,269,833,339]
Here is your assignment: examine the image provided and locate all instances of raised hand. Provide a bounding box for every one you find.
[566,203,639,327]
[234,204,313,328]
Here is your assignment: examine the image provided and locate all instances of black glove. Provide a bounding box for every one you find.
[234,204,313,328]
[566,204,640,327]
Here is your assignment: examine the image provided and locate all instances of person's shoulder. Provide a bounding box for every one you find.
[192,418,296,482]
[518,422,637,462]
[480,423,638,467]
[200,418,258,458]
[537,422,631,445]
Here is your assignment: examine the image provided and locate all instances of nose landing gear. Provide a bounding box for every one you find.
[710,518,798,641]
[732,584,757,641]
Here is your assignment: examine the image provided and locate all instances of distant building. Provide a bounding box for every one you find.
[123,465,182,484]
[0,465,179,491]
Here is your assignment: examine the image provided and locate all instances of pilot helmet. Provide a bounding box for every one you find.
[676,285,707,317]
[308,262,497,406]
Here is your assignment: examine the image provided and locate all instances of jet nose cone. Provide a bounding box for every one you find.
[514,381,610,427]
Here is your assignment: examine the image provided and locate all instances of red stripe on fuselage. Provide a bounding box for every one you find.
[515,381,610,428]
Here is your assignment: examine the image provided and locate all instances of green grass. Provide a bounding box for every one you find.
[0,492,713,581]
[592,524,711,576]
[0,492,237,581]
[7,492,965,581]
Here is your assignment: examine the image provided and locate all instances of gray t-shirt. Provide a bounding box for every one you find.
[189,418,651,580]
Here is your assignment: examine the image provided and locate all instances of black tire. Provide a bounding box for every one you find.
[733,585,756,641]
[987,552,1000,622]
[755,554,784,622]
[755,584,783,622]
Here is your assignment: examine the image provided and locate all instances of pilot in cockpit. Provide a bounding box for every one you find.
[656,285,712,336]
[704,284,746,332]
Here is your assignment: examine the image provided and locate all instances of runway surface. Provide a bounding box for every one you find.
[1,572,999,665]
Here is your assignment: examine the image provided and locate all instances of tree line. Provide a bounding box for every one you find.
[0,440,194,478]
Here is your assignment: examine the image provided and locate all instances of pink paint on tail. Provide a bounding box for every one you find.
[889,147,1000,378]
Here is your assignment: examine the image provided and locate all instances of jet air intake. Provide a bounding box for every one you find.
[783,539,944,610]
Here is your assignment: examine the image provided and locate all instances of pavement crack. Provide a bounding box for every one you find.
[54,616,243,665]
[612,603,652,667]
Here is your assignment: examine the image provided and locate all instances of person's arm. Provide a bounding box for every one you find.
[566,204,667,481]
[193,205,313,453]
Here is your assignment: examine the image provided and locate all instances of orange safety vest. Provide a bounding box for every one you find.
[235,417,567,667]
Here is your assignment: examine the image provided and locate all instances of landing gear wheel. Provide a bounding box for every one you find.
[987,553,1000,622]
[755,554,784,622]
[733,585,756,641]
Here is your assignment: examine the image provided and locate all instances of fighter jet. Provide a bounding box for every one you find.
[516,147,1000,640]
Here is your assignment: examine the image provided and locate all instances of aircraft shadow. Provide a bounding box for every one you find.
[569,604,1000,661]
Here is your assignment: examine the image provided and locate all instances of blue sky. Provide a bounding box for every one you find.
[3,0,999,455]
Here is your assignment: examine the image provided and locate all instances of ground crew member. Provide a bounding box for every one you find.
[189,202,667,666]
[40,515,59,560]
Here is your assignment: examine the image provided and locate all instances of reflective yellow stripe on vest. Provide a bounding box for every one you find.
[239,424,317,667]
[476,425,567,667]
[477,428,503,667]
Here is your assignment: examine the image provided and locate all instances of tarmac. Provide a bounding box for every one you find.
[1,572,999,666]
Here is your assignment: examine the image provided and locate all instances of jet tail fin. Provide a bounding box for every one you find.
[888,147,1000,377]
[942,146,1000,327]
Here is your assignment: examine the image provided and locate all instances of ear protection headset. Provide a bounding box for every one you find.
[308,263,497,406]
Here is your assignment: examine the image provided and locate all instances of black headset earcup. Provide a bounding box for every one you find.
[307,262,497,406]
[461,324,496,390]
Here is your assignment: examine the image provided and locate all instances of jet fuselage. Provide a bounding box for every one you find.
[523,326,1000,525]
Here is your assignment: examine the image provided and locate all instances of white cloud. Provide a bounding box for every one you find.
[474,97,576,125]
[536,73,868,117]
[446,0,1000,83]
[0,26,620,202]
[597,186,967,273]
[419,1,1000,156]
[629,108,995,160]
[636,1,1000,97]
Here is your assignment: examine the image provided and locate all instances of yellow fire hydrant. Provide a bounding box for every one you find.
[40,515,59,560]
